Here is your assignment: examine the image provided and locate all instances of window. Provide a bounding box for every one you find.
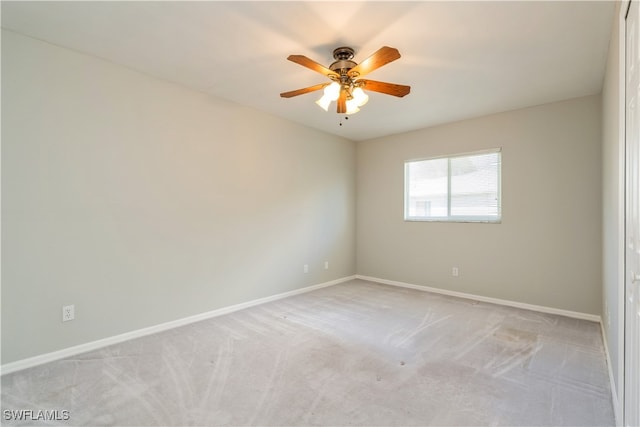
[404,149,501,222]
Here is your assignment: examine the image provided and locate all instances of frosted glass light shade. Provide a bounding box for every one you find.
[315,94,331,111]
[352,87,369,106]
[324,82,341,101]
[346,98,360,115]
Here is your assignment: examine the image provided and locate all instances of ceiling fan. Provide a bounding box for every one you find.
[280,46,411,115]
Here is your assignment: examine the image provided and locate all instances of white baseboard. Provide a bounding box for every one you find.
[1,275,355,376]
[600,321,622,426]
[355,275,601,322]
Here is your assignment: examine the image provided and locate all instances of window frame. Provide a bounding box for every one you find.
[404,148,502,223]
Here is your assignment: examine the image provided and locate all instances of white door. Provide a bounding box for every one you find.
[626,1,640,425]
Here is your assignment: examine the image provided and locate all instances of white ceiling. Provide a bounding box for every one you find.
[1,1,615,141]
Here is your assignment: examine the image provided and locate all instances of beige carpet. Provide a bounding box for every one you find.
[1,279,614,426]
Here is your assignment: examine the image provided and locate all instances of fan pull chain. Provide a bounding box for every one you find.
[339,116,349,126]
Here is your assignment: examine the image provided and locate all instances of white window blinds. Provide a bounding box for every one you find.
[405,149,501,222]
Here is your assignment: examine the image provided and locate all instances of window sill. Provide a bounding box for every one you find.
[404,217,502,224]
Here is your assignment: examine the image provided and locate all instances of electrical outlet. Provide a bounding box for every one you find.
[303,264,309,274]
[62,305,75,322]
[324,261,329,270]
[452,267,459,277]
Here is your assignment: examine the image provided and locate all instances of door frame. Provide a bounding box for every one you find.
[624,2,640,425]
[621,1,640,426]
[612,1,631,425]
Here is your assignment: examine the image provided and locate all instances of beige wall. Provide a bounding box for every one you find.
[1,28,608,367]
[1,30,356,364]
[357,95,602,315]
[601,0,624,414]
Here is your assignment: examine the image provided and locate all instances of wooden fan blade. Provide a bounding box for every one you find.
[280,83,329,98]
[287,55,339,78]
[359,79,411,97]
[348,46,401,78]
[337,89,347,113]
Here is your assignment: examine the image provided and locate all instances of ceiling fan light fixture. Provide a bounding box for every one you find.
[280,46,410,117]
[315,94,331,111]
[352,87,369,107]
[324,82,341,101]
[346,98,360,115]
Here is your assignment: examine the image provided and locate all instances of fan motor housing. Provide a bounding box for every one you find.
[330,60,357,72]
[330,46,357,73]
